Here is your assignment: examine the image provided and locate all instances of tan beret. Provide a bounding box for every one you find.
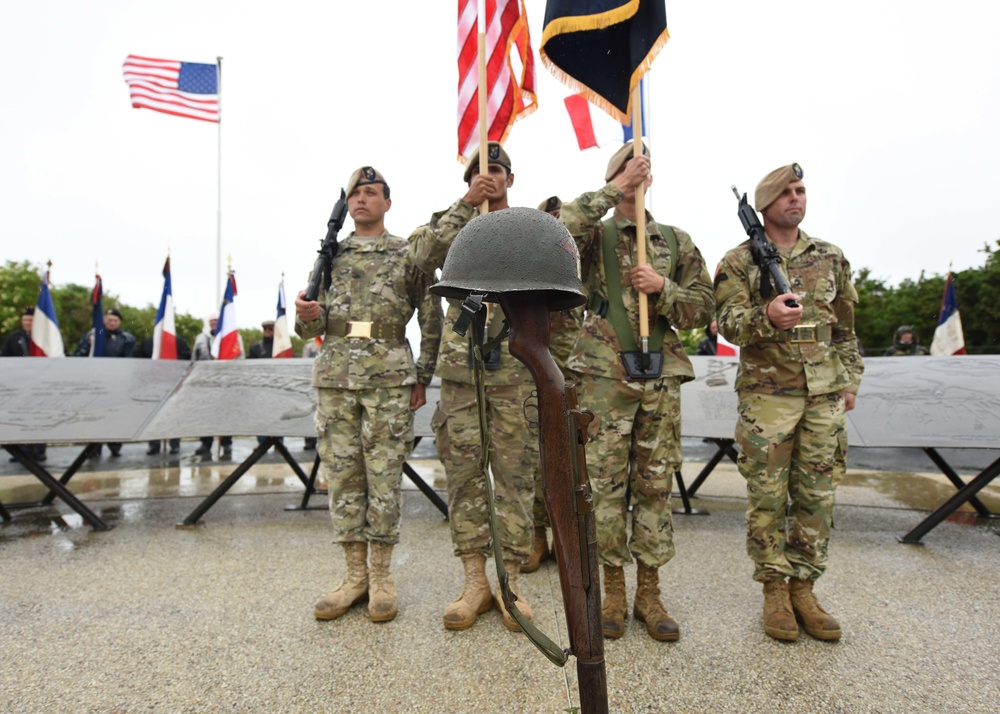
[261,320,275,329]
[463,141,512,183]
[605,141,649,182]
[754,163,804,212]
[346,166,389,197]
[537,196,561,214]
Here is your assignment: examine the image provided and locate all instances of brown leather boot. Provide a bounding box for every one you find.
[314,542,368,620]
[633,563,680,641]
[789,578,842,641]
[443,554,493,630]
[522,526,550,573]
[368,542,398,623]
[495,560,534,632]
[762,579,799,641]
[601,565,627,639]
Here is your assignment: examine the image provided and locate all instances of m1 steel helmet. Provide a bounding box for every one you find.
[430,207,586,311]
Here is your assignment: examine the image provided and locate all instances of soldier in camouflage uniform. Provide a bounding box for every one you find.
[559,143,715,641]
[714,163,864,642]
[295,166,442,624]
[408,142,540,632]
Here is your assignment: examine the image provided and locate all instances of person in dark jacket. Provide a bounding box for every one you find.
[883,325,930,356]
[696,319,719,356]
[2,307,47,462]
[74,308,136,456]
[248,320,275,359]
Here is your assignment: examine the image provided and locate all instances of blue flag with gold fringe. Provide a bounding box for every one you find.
[540,0,668,124]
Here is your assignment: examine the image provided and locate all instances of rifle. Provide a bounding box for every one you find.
[731,186,799,307]
[498,290,608,714]
[304,189,349,302]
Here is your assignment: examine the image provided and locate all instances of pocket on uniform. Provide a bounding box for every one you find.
[388,408,415,442]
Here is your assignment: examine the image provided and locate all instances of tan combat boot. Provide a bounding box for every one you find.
[443,553,493,630]
[762,579,799,641]
[601,565,627,639]
[522,526,550,574]
[789,578,842,641]
[368,542,398,623]
[633,563,681,641]
[314,542,368,620]
[495,560,534,632]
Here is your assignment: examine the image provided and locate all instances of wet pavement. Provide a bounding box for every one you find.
[1,438,998,713]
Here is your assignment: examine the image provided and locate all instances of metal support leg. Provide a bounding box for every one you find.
[403,460,448,518]
[39,444,100,506]
[922,448,996,518]
[177,438,276,527]
[284,454,328,512]
[672,471,709,516]
[899,455,1000,544]
[2,445,111,531]
[686,438,739,498]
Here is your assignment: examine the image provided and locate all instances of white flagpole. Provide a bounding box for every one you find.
[216,56,223,303]
[477,0,489,215]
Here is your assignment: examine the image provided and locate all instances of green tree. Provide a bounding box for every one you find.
[0,260,43,336]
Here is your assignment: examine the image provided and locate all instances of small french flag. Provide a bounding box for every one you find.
[564,78,647,150]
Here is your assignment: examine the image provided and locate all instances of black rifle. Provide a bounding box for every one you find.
[731,186,798,307]
[304,189,349,301]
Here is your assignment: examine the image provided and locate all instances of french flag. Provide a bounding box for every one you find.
[211,271,242,360]
[153,257,178,359]
[29,269,64,357]
[930,272,966,356]
[90,274,106,357]
[272,281,294,358]
[564,77,647,151]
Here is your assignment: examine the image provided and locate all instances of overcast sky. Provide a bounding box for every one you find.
[3,1,998,336]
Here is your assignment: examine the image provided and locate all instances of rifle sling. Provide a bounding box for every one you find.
[599,218,676,353]
[469,304,569,668]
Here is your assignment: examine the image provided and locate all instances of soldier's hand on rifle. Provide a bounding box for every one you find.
[630,264,665,295]
[295,290,321,322]
[611,156,651,193]
[766,293,803,330]
[463,174,500,207]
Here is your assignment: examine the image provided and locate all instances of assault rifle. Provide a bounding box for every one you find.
[304,189,349,302]
[731,186,799,307]
[498,290,608,714]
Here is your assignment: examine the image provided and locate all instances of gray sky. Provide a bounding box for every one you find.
[2,1,998,335]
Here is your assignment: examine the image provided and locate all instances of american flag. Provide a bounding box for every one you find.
[457,0,537,162]
[122,55,219,123]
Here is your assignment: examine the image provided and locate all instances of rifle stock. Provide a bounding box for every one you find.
[499,291,608,714]
[304,189,348,302]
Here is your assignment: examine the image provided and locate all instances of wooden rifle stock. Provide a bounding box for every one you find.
[498,291,608,714]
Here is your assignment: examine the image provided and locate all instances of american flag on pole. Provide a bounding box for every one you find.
[122,55,219,123]
[930,272,966,356]
[457,0,537,162]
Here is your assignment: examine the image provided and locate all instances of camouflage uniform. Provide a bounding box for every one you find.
[715,230,864,582]
[296,231,442,545]
[560,184,715,568]
[409,200,538,562]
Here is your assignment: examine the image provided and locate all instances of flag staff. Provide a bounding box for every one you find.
[216,56,224,302]
[631,83,650,359]
[476,0,489,215]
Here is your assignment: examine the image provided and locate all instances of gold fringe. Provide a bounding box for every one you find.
[540,0,640,48]
[541,25,669,125]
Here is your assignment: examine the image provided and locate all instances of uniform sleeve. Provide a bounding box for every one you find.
[832,258,864,393]
[409,263,443,385]
[714,249,784,346]
[654,228,715,331]
[407,199,479,274]
[294,287,328,340]
[559,184,623,266]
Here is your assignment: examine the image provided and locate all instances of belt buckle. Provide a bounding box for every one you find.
[790,324,817,343]
[345,321,372,338]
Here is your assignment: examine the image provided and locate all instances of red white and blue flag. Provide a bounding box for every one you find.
[29,269,64,358]
[457,0,538,162]
[564,77,647,151]
[89,275,106,358]
[122,55,220,123]
[930,272,966,356]
[153,257,178,360]
[211,271,242,360]
[272,282,294,358]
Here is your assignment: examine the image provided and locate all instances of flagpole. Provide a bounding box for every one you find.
[632,83,650,355]
[216,56,223,303]
[477,0,489,215]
